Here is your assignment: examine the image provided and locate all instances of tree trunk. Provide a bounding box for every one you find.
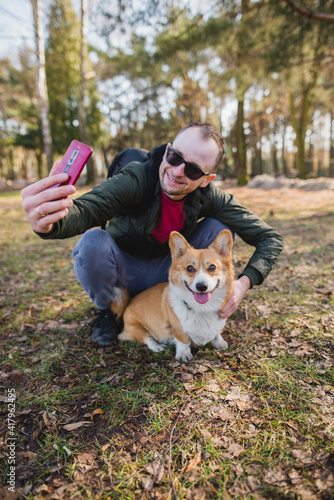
[79,0,95,185]
[235,98,248,185]
[289,83,315,179]
[330,109,334,177]
[272,143,279,176]
[281,124,288,176]
[30,0,52,174]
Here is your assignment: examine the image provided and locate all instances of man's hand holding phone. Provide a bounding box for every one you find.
[21,141,93,234]
[21,162,76,234]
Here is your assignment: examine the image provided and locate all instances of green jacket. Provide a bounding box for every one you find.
[40,151,283,288]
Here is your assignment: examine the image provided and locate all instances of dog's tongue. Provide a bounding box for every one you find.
[194,292,210,304]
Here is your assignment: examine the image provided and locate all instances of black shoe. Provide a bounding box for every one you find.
[90,308,122,347]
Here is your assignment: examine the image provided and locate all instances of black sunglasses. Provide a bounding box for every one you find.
[166,146,210,181]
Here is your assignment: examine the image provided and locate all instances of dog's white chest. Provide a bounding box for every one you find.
[169,292,226,346]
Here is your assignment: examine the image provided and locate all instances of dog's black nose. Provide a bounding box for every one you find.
[196,282,208,292]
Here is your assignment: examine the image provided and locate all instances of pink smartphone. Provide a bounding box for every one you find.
[51,140,93,188]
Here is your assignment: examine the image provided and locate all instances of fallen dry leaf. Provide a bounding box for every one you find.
[225,385,254,411]
[232,463,244,477]
[77,452,97,465]
[31,422,43,440]
[314,469,334,491]
[295,486,319,500]
[42,412,51,427]
[264,468,289,486]
[16,451,37,459]
[291,449,329,465]
[42,411,58,434]
[99,375,119,384]
[142,457,165,491]
[83,408,104,420]
[288,469,303,486]
[63,421,93,431]
[228,441,244,457]
[185,363,209,375]
[34,484,50,494]
[185,450,202,472]
[210,405,234,421]
[200,429,213,441]
[45,320,59,329]
[145,459,165,482]
[205,381,221,393]
[183,382,196,392]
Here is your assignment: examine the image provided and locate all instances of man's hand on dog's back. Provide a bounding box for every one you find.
[21,161,76,234]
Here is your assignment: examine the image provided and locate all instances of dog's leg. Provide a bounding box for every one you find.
[167,307,193,362]
[119,325,167,354]
[145,336,166,353]
[211,332,228,350]
[174,338,193,362]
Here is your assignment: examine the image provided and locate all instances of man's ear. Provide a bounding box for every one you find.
[199,173,216,188]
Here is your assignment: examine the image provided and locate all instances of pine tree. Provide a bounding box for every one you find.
[45,0,103,162]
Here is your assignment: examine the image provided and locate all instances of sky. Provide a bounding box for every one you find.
[0,1,34,62]
[0,0,82,63]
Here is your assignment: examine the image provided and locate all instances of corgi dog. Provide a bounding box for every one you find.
[118,230,234,362]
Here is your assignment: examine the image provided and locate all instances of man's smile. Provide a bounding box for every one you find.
[166,170,185,186]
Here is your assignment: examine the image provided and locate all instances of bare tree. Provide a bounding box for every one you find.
[30,0,53,173]
[79,0,95,184]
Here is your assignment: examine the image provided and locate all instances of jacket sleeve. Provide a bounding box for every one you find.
[201,184,284,287]
[37,163,147,240]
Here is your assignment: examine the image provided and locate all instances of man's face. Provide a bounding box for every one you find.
[159,128,218,201]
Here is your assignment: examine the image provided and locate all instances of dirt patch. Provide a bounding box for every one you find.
[245,174,334,191]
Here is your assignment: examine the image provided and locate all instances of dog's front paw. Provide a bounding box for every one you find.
[212,334,228,350]
[146,336,166,353]
[174,339,193,362]
[175,351,193,363]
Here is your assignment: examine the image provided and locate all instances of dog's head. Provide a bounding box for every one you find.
[168,230,234,308]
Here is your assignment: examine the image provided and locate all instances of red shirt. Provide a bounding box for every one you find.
[151,190,187,244]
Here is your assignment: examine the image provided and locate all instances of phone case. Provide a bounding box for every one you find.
[51,140,93,188]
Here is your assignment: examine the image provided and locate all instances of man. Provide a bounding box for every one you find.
[21,123,283,346]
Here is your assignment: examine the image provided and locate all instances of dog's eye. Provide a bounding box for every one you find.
[186,265,195,273]
[208,264,216,272]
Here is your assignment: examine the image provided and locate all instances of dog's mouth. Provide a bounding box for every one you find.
[193,291,211,304]
[184,280,220,304]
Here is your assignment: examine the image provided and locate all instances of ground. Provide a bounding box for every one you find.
[0,182,333,499]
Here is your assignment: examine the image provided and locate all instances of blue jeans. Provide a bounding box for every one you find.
[72,218,233,310]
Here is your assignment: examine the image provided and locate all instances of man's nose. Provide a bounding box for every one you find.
[172,163,186,176]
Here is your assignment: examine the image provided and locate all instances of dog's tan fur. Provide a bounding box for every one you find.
[110,287,130,319]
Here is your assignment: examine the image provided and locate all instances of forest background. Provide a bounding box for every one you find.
[1,0,334,187]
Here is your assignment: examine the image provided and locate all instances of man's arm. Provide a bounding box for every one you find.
[203,184,284,286]
[21,162,76,234]
[202,184,283,318]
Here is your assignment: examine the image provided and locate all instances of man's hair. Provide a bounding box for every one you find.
[176,122,226,170]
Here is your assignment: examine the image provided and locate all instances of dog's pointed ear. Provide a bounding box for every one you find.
[169,231,190,258]
[210,229,233,256]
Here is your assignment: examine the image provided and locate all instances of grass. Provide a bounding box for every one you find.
[0,186,333,499]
